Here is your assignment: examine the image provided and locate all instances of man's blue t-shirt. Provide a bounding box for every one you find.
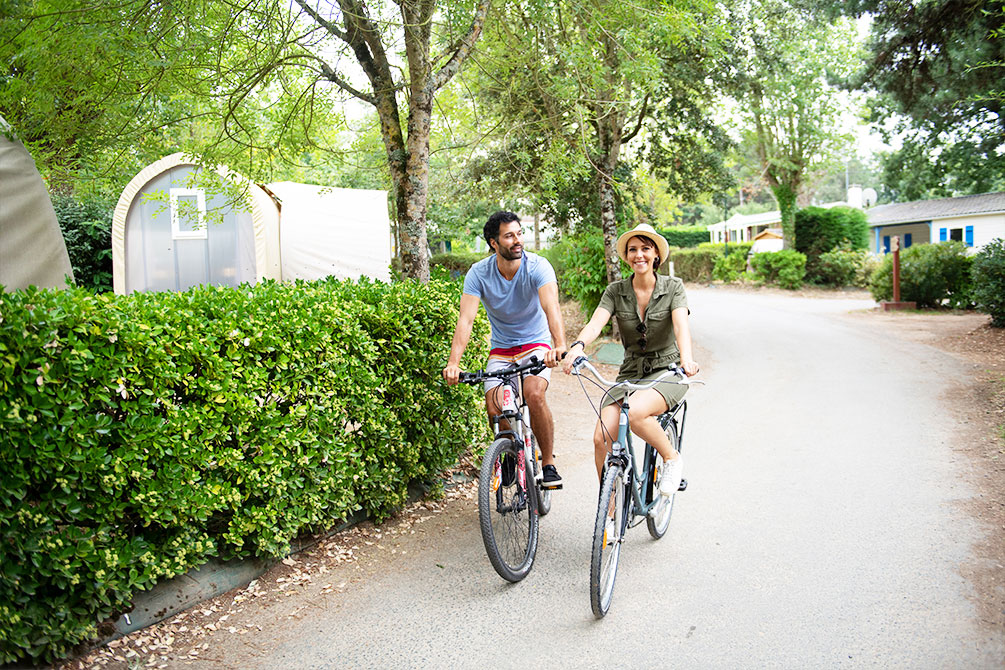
[463,252,557,349]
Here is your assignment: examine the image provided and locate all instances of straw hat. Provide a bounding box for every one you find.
[616,223,670,265]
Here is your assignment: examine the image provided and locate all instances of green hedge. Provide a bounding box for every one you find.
[972,238,1005,327]
[658,226,709,248]
[0,278,489,664]
[430,251,489,278]
[869,241,973,308]
[795,206,869,284]
[669,248,717,282]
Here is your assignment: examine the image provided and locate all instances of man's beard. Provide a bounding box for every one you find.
[498,244,523,260]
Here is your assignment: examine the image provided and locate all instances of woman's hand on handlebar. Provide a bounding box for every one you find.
[442,363,462,385]
[562,341,586,374]
[681,358,700,377]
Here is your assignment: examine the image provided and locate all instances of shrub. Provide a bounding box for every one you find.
[814,241,880,287]
[0,279,489,664]
[868,241,973,308]
[557,233,608,316]
[658,226,709,248]
[698,241,754,256]
[713,249,748,282]
[972,238,1005,327]
[51,193,115,292]
[750,250,807,289]
[669,247,717,282]
[795,206,869,283]
[430,251,488,279]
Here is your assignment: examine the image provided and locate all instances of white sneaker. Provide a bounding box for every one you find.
[659,454,683,497]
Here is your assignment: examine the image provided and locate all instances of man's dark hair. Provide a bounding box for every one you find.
[484,211,520,247]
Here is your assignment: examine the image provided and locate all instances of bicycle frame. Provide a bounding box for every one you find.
[461,357,548,501]
[607,397,688,524]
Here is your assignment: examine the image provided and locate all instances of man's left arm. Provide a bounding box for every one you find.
[538,282,567,367]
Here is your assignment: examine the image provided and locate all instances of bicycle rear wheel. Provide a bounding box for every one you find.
[478,437,539,582]
[646,418,679,539]
[590,465,626,618]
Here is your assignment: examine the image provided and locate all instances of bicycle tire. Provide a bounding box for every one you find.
[590,465,626,618]
[530,432,552,517]
[646,416,679,539]
[478,437,539,582]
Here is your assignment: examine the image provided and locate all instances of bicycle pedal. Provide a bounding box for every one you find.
[541,483,563,490]
[678,478,687,492]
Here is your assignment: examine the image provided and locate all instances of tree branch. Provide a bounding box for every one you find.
[432,0,491,92]
[621,93,649,143]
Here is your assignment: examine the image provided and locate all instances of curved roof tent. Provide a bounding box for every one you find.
[112,153,391,294]
[0,116,74,291]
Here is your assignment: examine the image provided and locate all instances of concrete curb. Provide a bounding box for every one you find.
[104,475,472,641]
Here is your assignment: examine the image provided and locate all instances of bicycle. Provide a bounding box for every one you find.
[458,355,558,582]
[569,355,704,618]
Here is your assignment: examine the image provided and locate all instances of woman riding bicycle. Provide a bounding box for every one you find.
[562,223,699,496]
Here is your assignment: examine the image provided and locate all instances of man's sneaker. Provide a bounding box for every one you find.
[541,464,563,489]
[659,455,683,497]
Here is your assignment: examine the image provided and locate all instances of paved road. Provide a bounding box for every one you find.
[184,287,1004,669]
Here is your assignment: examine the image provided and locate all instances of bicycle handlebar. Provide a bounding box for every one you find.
[458,355,548,385]
[569,356,705,390]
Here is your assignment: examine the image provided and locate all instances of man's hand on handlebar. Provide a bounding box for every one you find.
[544,345,565,368]
[442,363,462,385]
[681,358,700,376]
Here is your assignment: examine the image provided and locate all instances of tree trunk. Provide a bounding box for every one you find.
[598,166,621,285]
[400,91,433,282]
[770,183,798,250]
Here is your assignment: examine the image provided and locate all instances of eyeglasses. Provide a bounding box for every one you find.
[636,322,647,351]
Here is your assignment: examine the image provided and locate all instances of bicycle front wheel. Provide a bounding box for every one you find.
[478,437,539,582]
[646,419,679,539]
[530,433,552,517]
[590,465,626,618]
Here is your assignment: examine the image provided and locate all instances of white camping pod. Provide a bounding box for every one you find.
[0,116,74,291]
[112,153,391,294]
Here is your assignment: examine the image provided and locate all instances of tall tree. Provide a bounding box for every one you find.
[725,0,859,249]
[1,0,491,280]
[473,0,730,283]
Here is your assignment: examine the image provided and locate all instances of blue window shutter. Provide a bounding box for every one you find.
[883,236,890,253]
[905,233,912,248]
[939,228,947,241]
[965,226,974,247]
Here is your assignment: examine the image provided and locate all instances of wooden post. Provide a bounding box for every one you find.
[881,235,915,311]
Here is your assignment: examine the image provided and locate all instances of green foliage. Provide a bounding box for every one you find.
[868,241,974,308]
[430,251,489,279]
[794,205,869,282]
[699,242,754,256]
[0,279,489,663]
[814,242,875,287]
[971,238,1005,327]
[50,192,115,292]
[669,247,718,282]
[838,0,1005,199]
[712,249,748,282]
[658,226,710,248]
[724,4,860,247]
[749,249,807,289]
[557,234,609,316]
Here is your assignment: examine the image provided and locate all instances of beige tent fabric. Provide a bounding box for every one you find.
[0,118,74,290]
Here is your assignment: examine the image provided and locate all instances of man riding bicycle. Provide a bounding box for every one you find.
[442,211,567,488]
